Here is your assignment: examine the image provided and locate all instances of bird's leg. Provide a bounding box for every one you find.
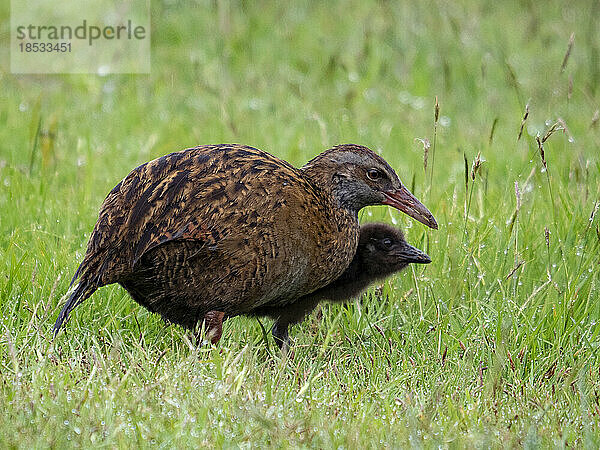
[199,310,226,345]
[272,321,291,352]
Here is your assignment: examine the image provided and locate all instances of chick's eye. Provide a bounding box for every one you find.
[366,168,381,181]
[382,238,393,248]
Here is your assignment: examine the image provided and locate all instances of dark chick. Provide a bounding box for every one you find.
[53,144,437,339]
[253,223,431,349]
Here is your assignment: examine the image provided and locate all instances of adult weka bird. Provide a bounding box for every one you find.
[252,222,431,349]
[53,144,437,338]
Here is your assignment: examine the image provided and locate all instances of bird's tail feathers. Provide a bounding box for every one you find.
[52,275,97,337]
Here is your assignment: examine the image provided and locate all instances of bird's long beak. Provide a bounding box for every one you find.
[382,186,438,229]
[393,243,432,264]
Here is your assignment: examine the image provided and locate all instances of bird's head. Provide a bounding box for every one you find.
[302,144,438,229]
[358,223,431,276]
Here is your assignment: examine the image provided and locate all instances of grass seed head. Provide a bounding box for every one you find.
[536,134,547,169]
[542,121,564,144]
[560,32,575,73]
[434,96,440,123]
[471,151,484,180]
[544,226,550,249]
[536,121,566,169]
[517,102,530,141]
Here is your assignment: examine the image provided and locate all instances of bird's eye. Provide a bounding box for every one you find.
[366,168,381,181]
[382,238,393,248]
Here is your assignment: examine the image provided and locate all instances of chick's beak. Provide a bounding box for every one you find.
[394,243,432,264]
[382,185,438,229]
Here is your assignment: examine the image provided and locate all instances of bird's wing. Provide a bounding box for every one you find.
[84,145,304,285]
[132,215,215,265]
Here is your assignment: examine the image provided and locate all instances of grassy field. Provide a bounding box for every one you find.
[2,0,600,447]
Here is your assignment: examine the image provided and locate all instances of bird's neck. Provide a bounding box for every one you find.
[301,164,360,216]
[325,257,376,301]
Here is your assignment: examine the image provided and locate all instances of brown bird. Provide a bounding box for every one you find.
[251,222,431,349]
[53,144,437,338]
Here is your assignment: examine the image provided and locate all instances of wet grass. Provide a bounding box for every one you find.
[1,0,600,447]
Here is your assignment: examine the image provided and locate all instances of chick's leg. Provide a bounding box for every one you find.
[272,296,322,351]
[272,322,290,350]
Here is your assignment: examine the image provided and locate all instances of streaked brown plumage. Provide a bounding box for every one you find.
[253,222,431,348]
[53,144,437,337]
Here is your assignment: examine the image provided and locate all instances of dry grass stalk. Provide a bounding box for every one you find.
[463,151,485,241]
[415,138,431,172]
[515,181,522,212]
[507,349,516,373]
[464,153,469,192]
[544,224,552,284]
[478,361,485,387]
[517,102,529,141]
[560,32,575,73]
[568,74,573,100]
[543,361,557,380]
[505,260,525,280]
[591,109,599,129]
[489,117,498,146]
[428,97,440,194]
[463,152,484,240]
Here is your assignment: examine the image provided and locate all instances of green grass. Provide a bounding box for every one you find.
[1,0,600,447]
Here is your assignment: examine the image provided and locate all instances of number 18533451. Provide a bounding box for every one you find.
[19,42,72,52]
